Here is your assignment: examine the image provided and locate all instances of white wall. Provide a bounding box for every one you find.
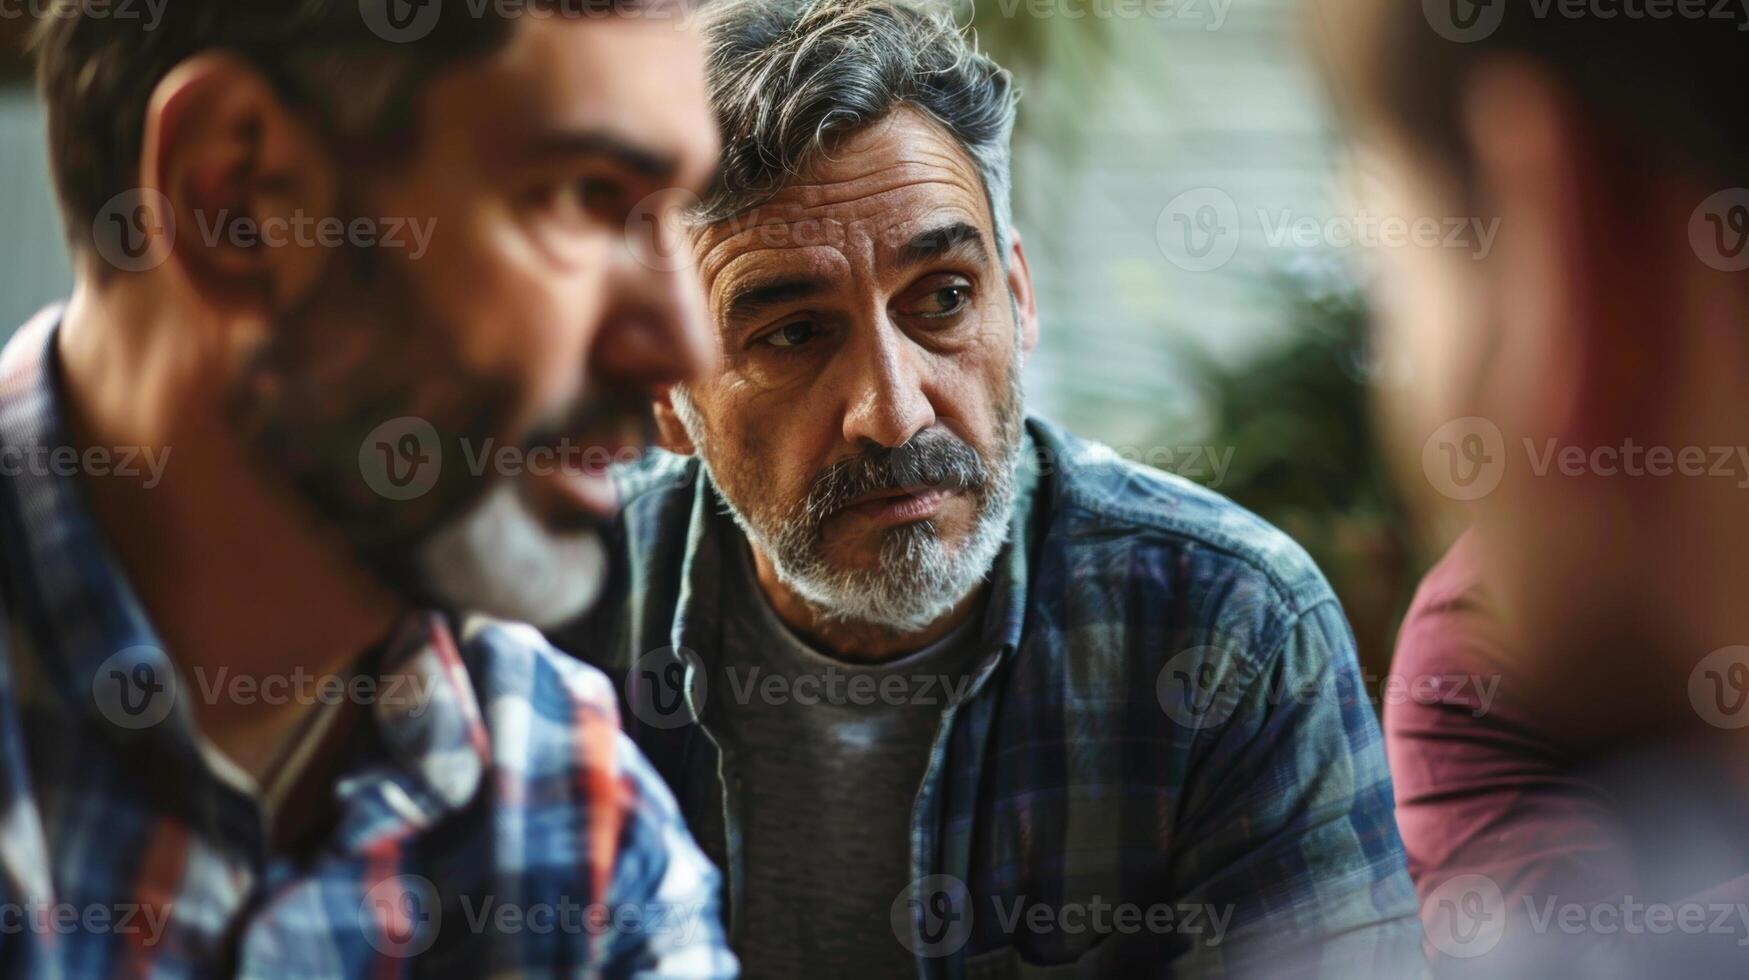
[1010,0,1344,447]
[0,89,73,337]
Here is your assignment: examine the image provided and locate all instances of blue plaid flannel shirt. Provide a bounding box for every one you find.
[553,415,1423,978]
[0,307,738,978]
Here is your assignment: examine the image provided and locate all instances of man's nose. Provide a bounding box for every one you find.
[590,224,718,389]
[840,320,935,450]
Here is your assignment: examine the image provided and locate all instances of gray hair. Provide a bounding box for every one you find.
[694,0,1021,258]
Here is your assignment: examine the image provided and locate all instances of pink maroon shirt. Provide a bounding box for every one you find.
[1387,531,1749,976]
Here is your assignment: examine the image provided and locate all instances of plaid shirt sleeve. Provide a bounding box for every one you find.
[1164,596,1422,978]
[483,624,737,979]
[594,727,738,978]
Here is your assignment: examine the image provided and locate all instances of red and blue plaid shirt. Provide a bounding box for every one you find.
[557,417,1423,977]
[0,307,737,978]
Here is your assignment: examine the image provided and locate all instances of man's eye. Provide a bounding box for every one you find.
[912,285,970,317]
[762,322,821,349]
[552,177,630,223]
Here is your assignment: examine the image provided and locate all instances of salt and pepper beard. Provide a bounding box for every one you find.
[675,345,1026,634]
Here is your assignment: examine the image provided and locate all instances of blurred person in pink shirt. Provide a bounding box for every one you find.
[1311,1,1749,976]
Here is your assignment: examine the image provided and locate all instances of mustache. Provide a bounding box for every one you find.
[803,428,989,525]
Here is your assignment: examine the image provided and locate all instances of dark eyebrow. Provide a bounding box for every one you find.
[894,221,989,269]
[526,130,680,181]
[724,277,830,325]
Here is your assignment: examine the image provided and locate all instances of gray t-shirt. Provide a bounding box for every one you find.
[715,541,986,977]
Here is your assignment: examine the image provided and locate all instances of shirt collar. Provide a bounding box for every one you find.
[0,305,188,745]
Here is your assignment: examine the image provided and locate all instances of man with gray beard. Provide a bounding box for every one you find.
[552,0,1420,975]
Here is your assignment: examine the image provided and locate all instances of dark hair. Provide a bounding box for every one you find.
[32,0,639,252]
[1314,0,1748,197]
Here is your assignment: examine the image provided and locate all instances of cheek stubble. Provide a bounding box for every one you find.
[224,223,521,603]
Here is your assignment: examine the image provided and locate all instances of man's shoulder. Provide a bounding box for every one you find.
[455,615,698,839]
[595,448,709,562]
[1033,418,1334,617]
[439,617,732,972]
[459,615,623,725]
[613,447,702,510]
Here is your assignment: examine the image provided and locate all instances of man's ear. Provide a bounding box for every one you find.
[1005,231,1040,356]
[652,385,698,455]
[1461,58,1676,448]
[140,53,338,313]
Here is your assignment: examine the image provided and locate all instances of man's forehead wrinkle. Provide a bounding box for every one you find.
[694,137,988,292]
[710,246,847,311]
[785,165,983,212]
[698,223,848,287]
[700,188,929,259]
[728,177,986,246]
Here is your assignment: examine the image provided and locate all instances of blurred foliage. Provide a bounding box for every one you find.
[962,0,1132,152]
[1177,263,1424,679]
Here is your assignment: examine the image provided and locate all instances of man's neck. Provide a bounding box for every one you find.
[745,544,985,663]
[56,283,402,772]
